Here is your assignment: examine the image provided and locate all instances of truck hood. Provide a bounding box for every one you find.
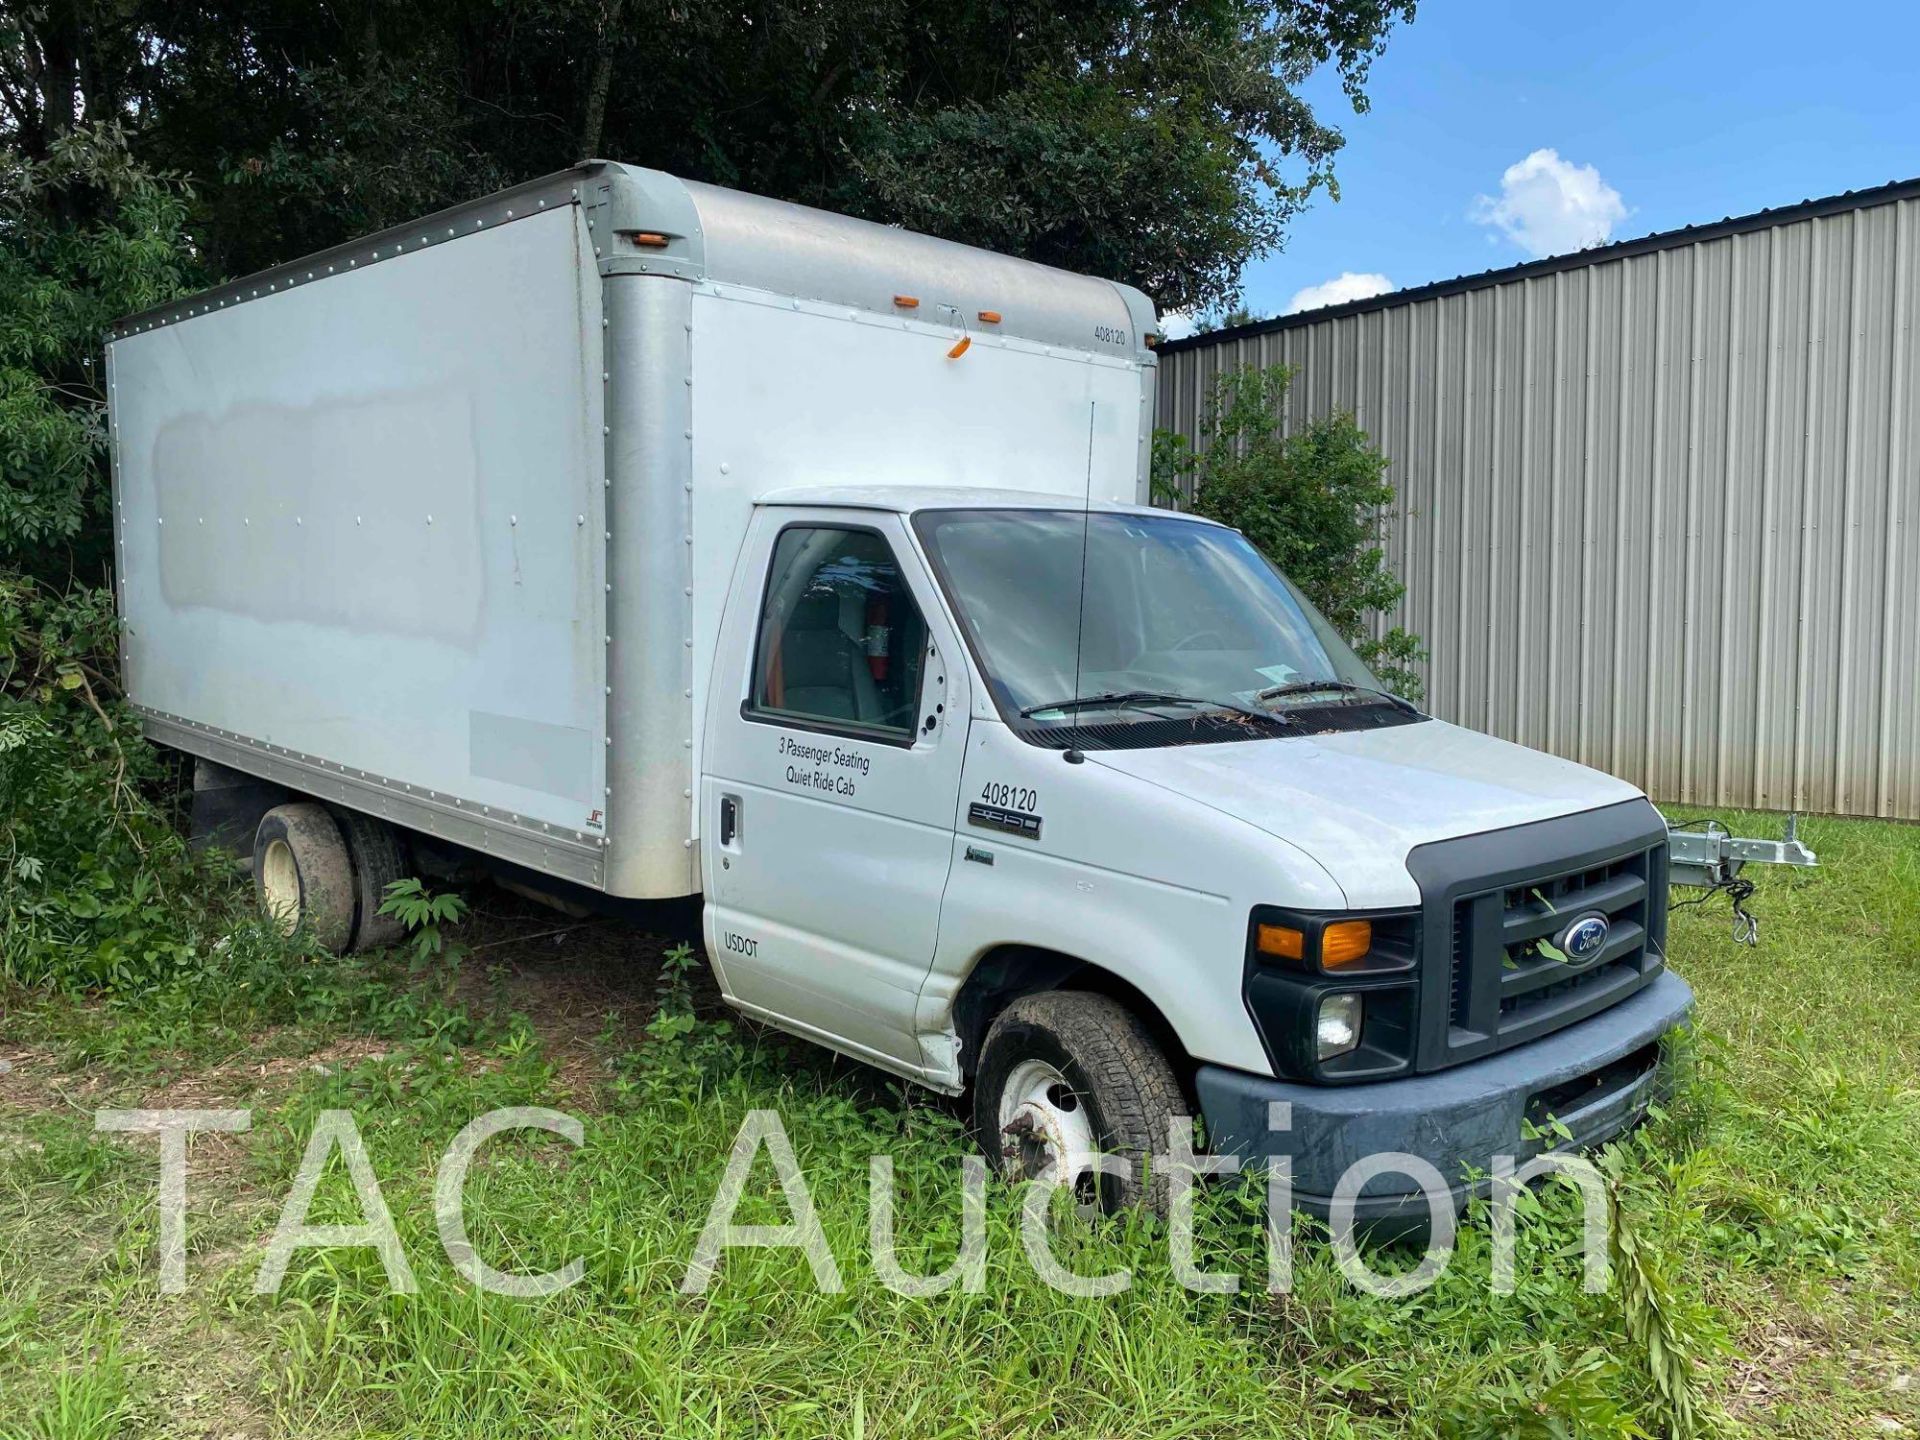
[1088,719,1644,908]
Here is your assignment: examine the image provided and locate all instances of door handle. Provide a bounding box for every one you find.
[719,795,739,847]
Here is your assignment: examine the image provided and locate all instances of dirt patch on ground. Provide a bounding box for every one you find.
[1725,1295,1919,1434]
[128,1312,283,1440]
[0,1033,399,1118]
[0,889,725,1115]
[0,1044,63,1110]
[441,890,726,1101]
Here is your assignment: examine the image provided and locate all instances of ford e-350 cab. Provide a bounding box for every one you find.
[700,487,1691,1221]
[106,161,1690,1225]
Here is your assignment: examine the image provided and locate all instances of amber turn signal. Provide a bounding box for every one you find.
[629,232,671,248]
[893,294,920,308]
[977,310,1003,324]
[1320,920,1374,967]
[947,335,972,360]
[1256,923,1306,962]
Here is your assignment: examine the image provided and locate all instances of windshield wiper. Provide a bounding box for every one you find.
[1019,689,1284,723]
[1253,678,1420,716]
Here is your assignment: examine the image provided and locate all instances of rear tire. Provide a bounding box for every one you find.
[253,803,355,952]
[973,990,1186,1214]
[335,810,411,952]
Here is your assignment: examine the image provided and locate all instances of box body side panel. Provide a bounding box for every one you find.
[111,207,610,868]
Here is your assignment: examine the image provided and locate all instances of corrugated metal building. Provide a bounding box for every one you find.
[1157,179,1920,821]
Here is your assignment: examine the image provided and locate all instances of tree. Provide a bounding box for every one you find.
[1153,364,1425,697]
[0,125,197,581]
[1190,304,1264,335]
[0,0,1417,588]
[2,1,1417,313]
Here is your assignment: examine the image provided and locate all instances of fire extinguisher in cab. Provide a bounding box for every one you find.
[865,595,890,681]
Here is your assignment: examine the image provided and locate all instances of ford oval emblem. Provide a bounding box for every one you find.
[1554,913,1612,968]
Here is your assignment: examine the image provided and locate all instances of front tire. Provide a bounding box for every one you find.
[253,803,355,952]
[973,990,1186,1213]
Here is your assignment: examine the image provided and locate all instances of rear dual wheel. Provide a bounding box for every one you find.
[253,803,410,953]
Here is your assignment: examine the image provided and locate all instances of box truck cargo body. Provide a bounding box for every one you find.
[109,162,1157,900]
[109,163,1691,1221]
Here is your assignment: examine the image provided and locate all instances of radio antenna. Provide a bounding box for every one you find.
[1066,401,1096,756]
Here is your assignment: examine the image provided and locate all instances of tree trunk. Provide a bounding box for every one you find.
[579,0,627,159]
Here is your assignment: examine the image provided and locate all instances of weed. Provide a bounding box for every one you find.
[8,1325,134,1440]
[377,878,471,967]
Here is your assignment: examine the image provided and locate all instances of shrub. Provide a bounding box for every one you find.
[0,127,233,1002]
[0,698,204,994]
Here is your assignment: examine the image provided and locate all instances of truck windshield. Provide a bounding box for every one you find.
[913,508,1407,743]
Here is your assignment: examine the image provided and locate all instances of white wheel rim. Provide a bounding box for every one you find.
[261,838,301,931]
[998,1058,1100,1207]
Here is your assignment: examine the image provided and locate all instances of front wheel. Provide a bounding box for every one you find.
[972,990,1186,1214]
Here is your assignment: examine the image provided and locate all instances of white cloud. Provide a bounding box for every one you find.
[1157,310,1199,341]
[1470,148,1627,258]
[1284,272,1395,316]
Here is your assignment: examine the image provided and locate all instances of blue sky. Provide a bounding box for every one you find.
[1192,0,1920,329]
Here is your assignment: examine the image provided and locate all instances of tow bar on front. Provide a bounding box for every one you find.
[1665,814,1818,944]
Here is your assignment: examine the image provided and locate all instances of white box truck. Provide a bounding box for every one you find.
[107,161,1692,1220]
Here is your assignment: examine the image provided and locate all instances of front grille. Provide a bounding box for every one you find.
[1450,848,1657,1039]
[1407,800,1670,1072]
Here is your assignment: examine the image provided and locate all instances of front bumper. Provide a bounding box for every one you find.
[1196,969,1694,1228]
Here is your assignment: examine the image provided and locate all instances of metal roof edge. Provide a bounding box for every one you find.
[110,163,612,338]
[110,159,1157,362]
[1160,173,1920,355]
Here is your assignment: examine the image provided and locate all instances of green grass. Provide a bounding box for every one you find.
[2,810,1916,1439]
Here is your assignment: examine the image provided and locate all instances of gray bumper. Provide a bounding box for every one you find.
[1196,970,1694,1226]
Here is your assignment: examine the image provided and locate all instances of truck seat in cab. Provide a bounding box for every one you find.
[777,589,881,722]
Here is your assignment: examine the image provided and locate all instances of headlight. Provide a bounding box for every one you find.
[1316,993,1362,1060]
[1243,905,1418,1082]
